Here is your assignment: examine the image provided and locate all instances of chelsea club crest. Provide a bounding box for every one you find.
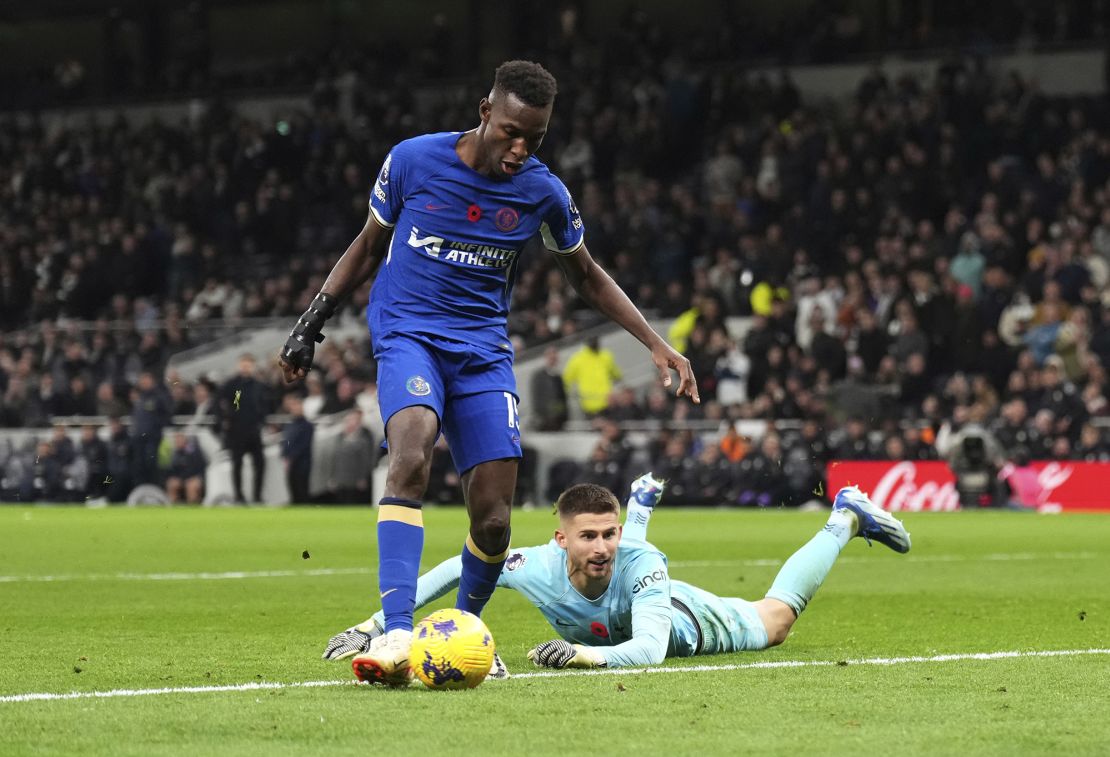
[406,376,431,396]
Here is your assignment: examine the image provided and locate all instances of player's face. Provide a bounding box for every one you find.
[556,511,622,586]
[478,92,551,178]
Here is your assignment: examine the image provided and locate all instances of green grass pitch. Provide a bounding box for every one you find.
[1,505,1108,756]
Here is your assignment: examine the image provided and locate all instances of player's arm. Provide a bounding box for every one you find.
[596,580,672,667]
[555,245,699,403]
[279,215,391,382]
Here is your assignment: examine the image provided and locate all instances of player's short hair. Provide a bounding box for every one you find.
[556,483,620,519]
[493,60,557,108]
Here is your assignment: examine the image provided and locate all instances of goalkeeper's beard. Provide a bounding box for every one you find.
[567,553,614,596]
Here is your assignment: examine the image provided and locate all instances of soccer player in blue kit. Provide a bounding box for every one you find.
[278,61,699,685]
[323,476,911,670]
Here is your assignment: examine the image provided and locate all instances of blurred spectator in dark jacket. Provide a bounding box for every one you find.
[49,425,77,467]
[106,416,133,502]
[68,376,97,416]
[737,433,786,507]
[579,440,626,496]
[219,354,269,503]
[901,425,938,460]
[1075,423,1109,461]
[653,434,697,504]
[688,444,737,505]
[530,346,568,430]
[23,440,65,502]
[96,381,130,417]
[595,419,634,470]
[165,432,207,504]
[1037,356,1085,437]
[1,377,31,427]
[603,385,645,422]
[281,394,315,503]
[854,308,888,375]
[833,418,878,460]
[326,409,373,503]
[130,371,171,486]
[830,356,882,423]
[78,424,110,500]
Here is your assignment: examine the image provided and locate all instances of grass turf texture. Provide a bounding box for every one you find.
[1,506,1108,756]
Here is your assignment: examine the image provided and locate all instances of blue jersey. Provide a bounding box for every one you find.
[367,132,585,350]
[373,539,702,667]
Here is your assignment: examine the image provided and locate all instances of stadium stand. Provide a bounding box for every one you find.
[1,9,1108,505]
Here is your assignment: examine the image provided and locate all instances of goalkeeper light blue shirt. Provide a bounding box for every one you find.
[367,132,585,351]
[374,539,702,667]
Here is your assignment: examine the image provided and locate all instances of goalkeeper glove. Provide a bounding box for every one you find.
[322,618,384,661]
[527,639,607,669]
[281,292,338,377]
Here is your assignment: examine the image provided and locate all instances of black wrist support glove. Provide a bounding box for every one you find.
[281,292,338,375]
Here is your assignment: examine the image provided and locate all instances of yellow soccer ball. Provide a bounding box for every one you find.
[411,609,496,690]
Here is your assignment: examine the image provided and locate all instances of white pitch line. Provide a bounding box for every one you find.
[3,648,1109,704]
[511,647,1110,679]
[0,679,350,703]
[0,567,375,584]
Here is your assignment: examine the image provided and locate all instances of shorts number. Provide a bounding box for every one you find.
[503,392,519,429]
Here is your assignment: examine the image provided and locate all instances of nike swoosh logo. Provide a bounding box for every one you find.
[380,588,398,599]
[425,203,449,211]
[554,619,576,626]
[467,593,488,601]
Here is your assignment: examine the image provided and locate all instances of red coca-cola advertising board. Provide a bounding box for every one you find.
[826,460,1110,512]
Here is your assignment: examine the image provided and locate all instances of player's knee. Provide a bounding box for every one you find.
[387,446,433,488]
[471,511,511,550]
[764,622,791,648]
[755,599,796,648]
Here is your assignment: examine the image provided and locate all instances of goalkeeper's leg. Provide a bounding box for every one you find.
[623,472,665,543]
[750,506,859,646]
[755,488,909,646]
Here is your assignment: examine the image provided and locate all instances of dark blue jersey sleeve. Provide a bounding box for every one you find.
[369,141,414,227]
[538,173,585,255]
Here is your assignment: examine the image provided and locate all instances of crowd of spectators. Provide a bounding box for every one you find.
[5,1,1101,111]
[2,15,1110,505]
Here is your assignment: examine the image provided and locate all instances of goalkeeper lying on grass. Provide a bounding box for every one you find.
[325,474,910,673]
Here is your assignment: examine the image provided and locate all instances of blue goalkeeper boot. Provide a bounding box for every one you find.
[628,472,665,509]
[832,485,912,554]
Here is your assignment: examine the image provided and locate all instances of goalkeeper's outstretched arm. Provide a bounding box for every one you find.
[530,593,672,669]
[529,553,673,669]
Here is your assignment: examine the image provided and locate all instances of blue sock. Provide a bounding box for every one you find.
[455,532,509,617]
[765,511,856,615]
[377,497,424,633]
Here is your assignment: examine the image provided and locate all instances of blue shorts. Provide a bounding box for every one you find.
[374,332,521,474]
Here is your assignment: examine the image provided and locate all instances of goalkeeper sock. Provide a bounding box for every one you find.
[623,501,654,543]
[377,497,424,633]
[764,510,857,616]
[455,532,509,617]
